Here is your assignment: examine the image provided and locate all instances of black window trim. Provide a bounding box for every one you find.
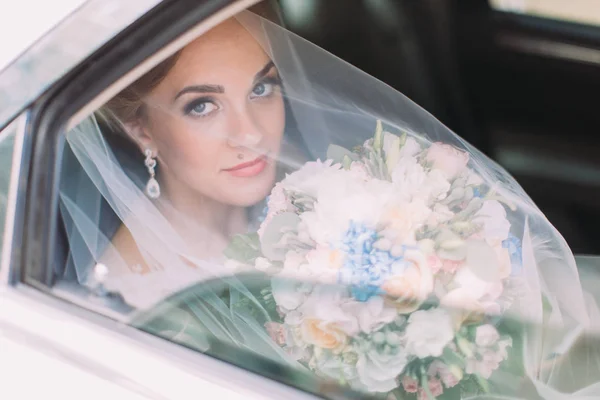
[0,112,31,286]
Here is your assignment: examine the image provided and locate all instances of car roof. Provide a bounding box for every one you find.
[0,0,162,128]
[0,0,88,72]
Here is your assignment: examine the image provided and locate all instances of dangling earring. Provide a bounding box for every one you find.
[144,149,160,199]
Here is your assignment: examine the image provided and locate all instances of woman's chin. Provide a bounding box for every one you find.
[222,169,277,207]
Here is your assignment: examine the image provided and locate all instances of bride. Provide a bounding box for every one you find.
[61,4,600,399]
[98,17,286,276]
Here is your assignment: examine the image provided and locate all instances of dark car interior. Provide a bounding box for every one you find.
[268,0,600,255]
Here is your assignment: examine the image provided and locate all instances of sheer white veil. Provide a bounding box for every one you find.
[60,8,599,398]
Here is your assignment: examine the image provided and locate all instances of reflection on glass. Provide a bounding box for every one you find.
[57,5,600,399]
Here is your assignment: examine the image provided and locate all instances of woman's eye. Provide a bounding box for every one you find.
[185,100,218,117]
[250,82,274,99]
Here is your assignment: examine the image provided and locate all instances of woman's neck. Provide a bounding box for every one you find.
[158,179,248,251]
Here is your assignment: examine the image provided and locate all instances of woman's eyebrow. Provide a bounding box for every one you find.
[174,84,225,101]
[254,61,275,81]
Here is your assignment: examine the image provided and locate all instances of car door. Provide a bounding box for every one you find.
[0,1,330,399]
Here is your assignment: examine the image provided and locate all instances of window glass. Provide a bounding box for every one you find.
[0,119,18,268]
[51,1,600,399]
[490,0,600,27]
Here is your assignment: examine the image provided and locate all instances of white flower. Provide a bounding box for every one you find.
[381,250,434,314]
[298,286,361,336]
[384,133,422,175]
[300,171,392,246]
[426,142,469,180]
[300,318,348,353]
[427,203,454,225]
[348,161,371,182]
[391,156,427,201]
[400,136,422,158]
[474,200,510,244]
[297,287,396,340]
[440,288,502,325]
[268,182,290,214]
[280,160,343,199]
[303,246,343,283]
[312,352,360,386]
[271,276,307,311]
[475,324,500,347]
[255,257,272,272]
[258,182,292,239]
[466,348,504,379]
[452,266,503,301]
[466,171,484,186]
[341,296,397,333]
[381,199,431,245]
[356,346,408,392]
[497,337,513,359]
[421,169,451,202]
[405,309,454,358]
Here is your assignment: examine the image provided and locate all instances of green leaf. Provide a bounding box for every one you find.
[342,154,353,170]
[436,385,462,400]
[474,374,491,393]
[326,144,359,164]
[223,233,261,263]
[260,212,301,261]
[373,120,384,152]
[442,346,466,369]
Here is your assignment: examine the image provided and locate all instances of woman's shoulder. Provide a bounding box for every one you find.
[100,224,152,276]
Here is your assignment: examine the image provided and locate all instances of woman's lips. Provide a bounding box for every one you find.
[223,155,268,177]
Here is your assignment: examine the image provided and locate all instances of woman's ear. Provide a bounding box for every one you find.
[123,120,155,154]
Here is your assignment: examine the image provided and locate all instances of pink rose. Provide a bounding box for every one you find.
[428,255,443,274]
[497,337,513,359]
[429,378,444,397]
[428,361,462,389]
[475,324,500,347]
[427,360,447,377]
[466,350,502,379]
[402,375,419,393]
[426,142,469,180]
[440,370,460,388]
[441,259,462,274]
[417,378,443,399]
[265,322,287,346]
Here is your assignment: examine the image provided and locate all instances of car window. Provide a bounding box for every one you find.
[36,1,600,399]
[490,0,600,27]
[0,118,19,270]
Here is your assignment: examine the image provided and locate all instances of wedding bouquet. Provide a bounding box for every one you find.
[225,121,521,399]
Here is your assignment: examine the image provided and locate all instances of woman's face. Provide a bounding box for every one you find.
[136,19,284,207]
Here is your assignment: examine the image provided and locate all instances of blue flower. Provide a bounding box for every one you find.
[338,222,404,302]
[502,234,522,275]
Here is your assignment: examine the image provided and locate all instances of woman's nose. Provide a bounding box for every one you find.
[226,108,264,148]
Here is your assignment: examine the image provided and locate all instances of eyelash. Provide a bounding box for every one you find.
[183,76,282,118]
[183,96,216,118]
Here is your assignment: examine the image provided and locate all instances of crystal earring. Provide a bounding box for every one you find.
[144,149,160,199]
